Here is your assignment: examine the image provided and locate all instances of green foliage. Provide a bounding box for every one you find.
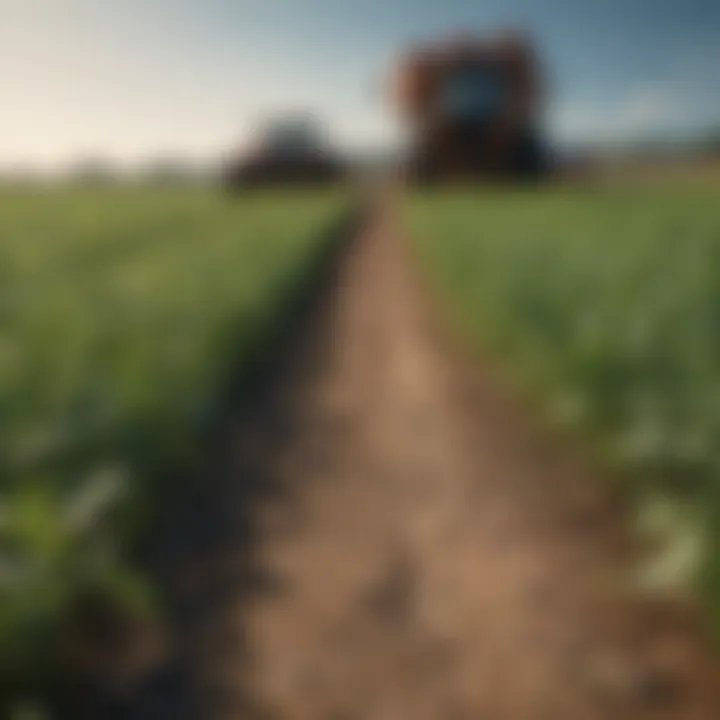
[409,187,720,619]
[0,186,345,704]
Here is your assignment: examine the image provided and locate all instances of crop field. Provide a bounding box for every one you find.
[0,187,347,690]
[409,188,720,620]
[5,182,720,714]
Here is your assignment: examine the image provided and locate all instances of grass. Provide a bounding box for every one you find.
[0,186,348,705]
[408,186,720,625]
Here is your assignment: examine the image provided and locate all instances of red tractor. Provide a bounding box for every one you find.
[393,31,549,182]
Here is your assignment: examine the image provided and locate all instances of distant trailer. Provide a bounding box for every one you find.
[393,31,550,183]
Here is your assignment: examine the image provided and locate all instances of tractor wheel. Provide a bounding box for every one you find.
[512,131,548,181]
[408,151,440,188]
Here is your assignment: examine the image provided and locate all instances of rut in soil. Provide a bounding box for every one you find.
[119,204,718,720]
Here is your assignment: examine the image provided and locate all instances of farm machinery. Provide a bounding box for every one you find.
[393,31,549,183]
[224,115,347,189]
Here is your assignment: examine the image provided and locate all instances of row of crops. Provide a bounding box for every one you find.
[0,187,347,708]
[409,188,720,626]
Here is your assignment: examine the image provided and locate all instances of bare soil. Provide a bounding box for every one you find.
[120,201,719,719]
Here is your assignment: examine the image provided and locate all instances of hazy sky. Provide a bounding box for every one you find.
[2,0,719,168]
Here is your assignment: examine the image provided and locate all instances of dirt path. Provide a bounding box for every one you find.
[135,202,718,719]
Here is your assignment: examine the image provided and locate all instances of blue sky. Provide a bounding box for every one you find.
[2,0,719,168]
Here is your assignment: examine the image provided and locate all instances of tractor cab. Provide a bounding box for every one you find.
[440,64,508,125]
